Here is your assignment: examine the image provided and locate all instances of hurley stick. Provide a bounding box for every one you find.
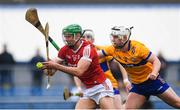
[25,8,60,51]
[44,22,51,89]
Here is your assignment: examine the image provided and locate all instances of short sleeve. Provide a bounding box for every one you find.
[81,44,94,62]
[105,56,114,62]
[102,45,114,56]
[137,43,151,60]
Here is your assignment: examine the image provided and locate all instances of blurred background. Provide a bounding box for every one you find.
[0,0,180,109]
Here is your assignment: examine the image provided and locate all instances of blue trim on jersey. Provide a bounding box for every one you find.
[114,51,152,68]
[100,61,109,72]
[109,58,114,62]
[129,75,169,98]
[113,88,120,95]
[144,51,152,61]
[115,58,148,68]
[102,50,107,56]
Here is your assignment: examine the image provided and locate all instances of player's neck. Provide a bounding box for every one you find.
[120,42,129,52]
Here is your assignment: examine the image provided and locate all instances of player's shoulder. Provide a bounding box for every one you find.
[95,45,104,50]
[131,40,146,47]
[60,45,69,52]
[94,45,101,50]
[95,45,113,50]
[130,40,150,54]
[105,56,113,61]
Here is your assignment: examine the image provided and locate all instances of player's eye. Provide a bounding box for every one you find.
[64,34,73,38]
[84,36,91,39]
[112,35,118,38]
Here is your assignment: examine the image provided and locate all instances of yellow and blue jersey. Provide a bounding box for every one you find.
[96,45,119,89]
[102,40,153,84]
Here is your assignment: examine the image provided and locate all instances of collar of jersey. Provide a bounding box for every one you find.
[72,40,84,53]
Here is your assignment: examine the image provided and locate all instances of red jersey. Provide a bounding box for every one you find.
[58,40,106,88]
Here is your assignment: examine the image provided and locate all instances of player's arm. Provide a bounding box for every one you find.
[138,43,161,80]
[147,53,161,80]
[106,54,129,85]
[74,76,83,93]
[42,58,91,77]
[110,59,129,82]
[112,59,131,91]
[43,45,92,77]
[97,45,113,58]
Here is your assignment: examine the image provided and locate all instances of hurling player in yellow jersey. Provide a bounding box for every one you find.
[98,26,180,109]
[74,29,130,109]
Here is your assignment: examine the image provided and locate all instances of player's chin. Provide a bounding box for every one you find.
[112,43,118,48]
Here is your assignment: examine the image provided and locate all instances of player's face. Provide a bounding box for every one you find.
[83,35,94,43]
[111,35,128,48]
[63,34,76,46]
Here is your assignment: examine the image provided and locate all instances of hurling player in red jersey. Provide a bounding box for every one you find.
[42,24,115,109]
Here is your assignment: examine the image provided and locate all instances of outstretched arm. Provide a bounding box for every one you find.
[42,58,91,77]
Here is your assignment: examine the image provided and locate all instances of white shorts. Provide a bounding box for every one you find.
[81,79,114,104]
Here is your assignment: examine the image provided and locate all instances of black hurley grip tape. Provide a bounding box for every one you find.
[48,37,53,42]
[46,41,49,46]
[35,21,41,28]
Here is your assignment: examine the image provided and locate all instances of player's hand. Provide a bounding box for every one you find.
[42,61,58,76]
[78,92,83,97]
[77,87,83,97]
[42,60,59,70]
[147,73,158,80]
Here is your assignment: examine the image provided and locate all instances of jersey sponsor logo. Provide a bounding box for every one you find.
[72,55,81,62]
[66,54,81,62]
